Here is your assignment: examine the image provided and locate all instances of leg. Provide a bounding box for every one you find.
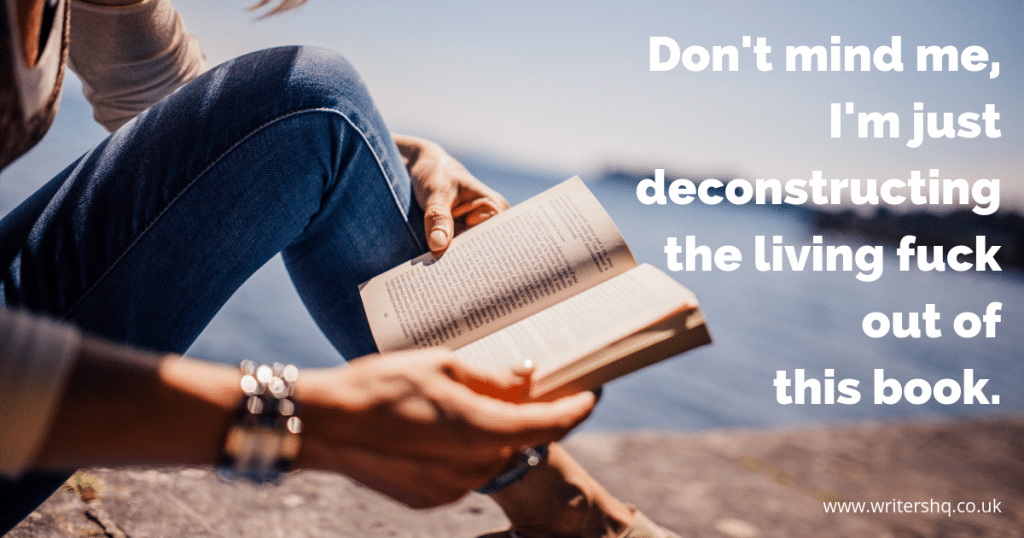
[0,46,424,357]
[0,46,424,531]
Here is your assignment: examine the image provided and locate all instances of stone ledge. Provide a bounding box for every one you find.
[8,417,1022,538]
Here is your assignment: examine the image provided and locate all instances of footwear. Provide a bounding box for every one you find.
[475,508,679,538]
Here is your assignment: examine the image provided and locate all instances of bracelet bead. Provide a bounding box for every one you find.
[218,360,301,483]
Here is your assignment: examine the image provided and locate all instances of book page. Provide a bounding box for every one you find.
[452,264,701,382]
[361,177,636,352]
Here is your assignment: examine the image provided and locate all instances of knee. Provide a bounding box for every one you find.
[258,46,377,119]
[195,46,378,132]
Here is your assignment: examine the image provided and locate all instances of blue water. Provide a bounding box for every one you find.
[2,84,1021,433]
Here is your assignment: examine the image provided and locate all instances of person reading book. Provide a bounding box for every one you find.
[0,1,682,537]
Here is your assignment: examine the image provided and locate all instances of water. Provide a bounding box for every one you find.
[3,89,1021,433]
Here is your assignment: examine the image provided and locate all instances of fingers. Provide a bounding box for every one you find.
[450,188,509,216]
[445,359,533,402]
[487,391,597,443]
[435,353,594,445]
[444,381,597,446]
[451,197,498,219]
[382,351,594,449]
[459,199,503,228]
[401,136,509,254]
[309,349,596,495]
[426,185,505,254]
[454,187,510,227]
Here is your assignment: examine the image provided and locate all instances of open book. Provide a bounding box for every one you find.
[360,177,711,401]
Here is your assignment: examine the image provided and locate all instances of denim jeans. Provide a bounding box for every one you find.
[0,46,427,532]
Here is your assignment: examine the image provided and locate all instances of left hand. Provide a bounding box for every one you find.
[294,348,596,508]
[394,135,510,255]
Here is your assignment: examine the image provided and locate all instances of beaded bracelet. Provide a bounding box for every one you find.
[218,360,302,483]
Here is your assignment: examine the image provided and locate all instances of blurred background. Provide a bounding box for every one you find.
[1,0,1021,431]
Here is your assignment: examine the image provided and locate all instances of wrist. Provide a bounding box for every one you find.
[217,361,303,482]
[289,366,357,471]
[158,356,242,466]
[475,444,549,494]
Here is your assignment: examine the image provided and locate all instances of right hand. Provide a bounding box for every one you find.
[394,134,511,255]
[293,348,596,508]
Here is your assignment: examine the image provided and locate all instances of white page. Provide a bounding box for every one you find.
[361,177,635,351]
[452,264,698,379]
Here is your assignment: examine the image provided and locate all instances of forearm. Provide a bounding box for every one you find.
[31,338,240,471]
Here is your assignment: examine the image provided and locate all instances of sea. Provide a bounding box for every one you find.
[2,83,1021,433]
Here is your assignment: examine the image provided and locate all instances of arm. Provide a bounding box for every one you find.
[30,339,239,469]
[394,135,510,255]
[68,0,206,132]
[14,323,593,508]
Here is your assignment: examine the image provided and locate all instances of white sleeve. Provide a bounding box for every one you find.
[68,0,207,132]
[0,309,81,478]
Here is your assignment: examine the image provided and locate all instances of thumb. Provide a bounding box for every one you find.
[423,186,456,255]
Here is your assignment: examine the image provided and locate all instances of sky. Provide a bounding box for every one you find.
[162,0,1022,210]
[1,1,1020,213]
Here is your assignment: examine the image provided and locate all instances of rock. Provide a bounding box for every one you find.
[8,418,1022,537]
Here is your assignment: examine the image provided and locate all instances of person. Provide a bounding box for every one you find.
[0,0,677,536]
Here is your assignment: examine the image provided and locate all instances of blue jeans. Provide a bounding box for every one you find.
[0,46,427,532]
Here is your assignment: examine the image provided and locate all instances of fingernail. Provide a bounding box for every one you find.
[430,229,447,248]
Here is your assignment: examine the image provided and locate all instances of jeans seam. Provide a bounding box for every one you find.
[61,106,424,320]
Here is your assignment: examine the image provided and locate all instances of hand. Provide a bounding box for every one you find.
[294,348,596,508]
[394,135,510,255]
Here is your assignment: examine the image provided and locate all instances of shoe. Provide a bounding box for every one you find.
[475,508,679,538]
